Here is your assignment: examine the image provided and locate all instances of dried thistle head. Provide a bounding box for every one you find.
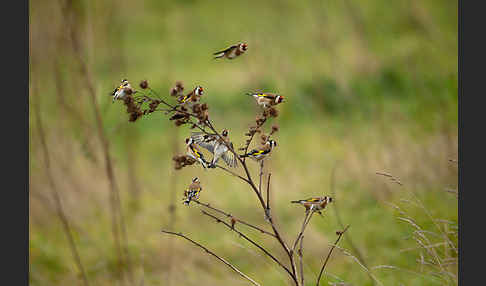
[256,116,265,126]
[271,124,279,134]
[192,103,202,113]
[124,87,134,95]
[139,80,149,89]
[129,110,143,122]
[263,107,279,118]
[260,134,268,144]
[175,119,187,126]
[173,154,196,170]
[170,87,178,97]
[175,81,184,91]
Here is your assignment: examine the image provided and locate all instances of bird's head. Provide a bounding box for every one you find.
[185,138,193,145]
[267,140,277,148]
[240,43,248,52]
[222,129,229,137]
[192,177,200,183]
[275,95,284,104]
[195,86,204,96]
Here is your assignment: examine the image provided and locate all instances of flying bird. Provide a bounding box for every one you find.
[190,129,238,168]
[213,42,248,60]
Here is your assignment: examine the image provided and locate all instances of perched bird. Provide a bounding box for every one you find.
[291,196,333,214]
[247,93,284,109]
[111,79,133,103]
[240,140,277,161]
[183,177,203,206]
[186,137,209,169]
[178,86,204,107]
[213,43,248,60]
[190,129,238,168]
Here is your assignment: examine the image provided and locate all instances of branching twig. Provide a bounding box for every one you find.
[193,200,276,238]
[316,225,350,286]
[201,210,295,279]
[160,230,261,286]
[292,211,314,253]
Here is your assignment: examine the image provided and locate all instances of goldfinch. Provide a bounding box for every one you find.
[240,140,277,161]
[183,177,202,205]
[111,79,133,103]
[185,137,209,169]
[291,196,333,214]
[178,86,204,107]
[190,129,238,168]
[213,43,248,60]
[247,93,284,109]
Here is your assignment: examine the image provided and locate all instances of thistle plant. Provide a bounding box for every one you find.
[111,78,349,286]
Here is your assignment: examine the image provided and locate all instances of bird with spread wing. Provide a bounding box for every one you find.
[190,129,238,168]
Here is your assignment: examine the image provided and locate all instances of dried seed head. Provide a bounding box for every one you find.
[175,81,184,91]
[267,107,279,118]
[175,119,186,126]
[192,103,202,113]
[124,87,133,95]
[271,124,279,133]
[139,80,149,89]
[201,103,209,111]
[170,87,178,97]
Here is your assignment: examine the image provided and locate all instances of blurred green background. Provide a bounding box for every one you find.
[29,0,457,285]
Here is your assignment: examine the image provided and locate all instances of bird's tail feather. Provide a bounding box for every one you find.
[290,200,301,203]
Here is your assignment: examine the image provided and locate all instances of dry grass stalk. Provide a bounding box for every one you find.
[316,225,350,286]
[59,0,134,282]
[33,85,90,286]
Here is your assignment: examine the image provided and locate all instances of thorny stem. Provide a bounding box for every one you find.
[201,210,295,278]
[316,225,350,286]
[193,200,276,238]
[160,230,261,286]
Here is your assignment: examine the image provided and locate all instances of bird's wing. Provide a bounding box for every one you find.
[191,132,218,153]
[221,142,238,167]
[213,45,237,55]
[305,198,322,203]
[262,94,276,99]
